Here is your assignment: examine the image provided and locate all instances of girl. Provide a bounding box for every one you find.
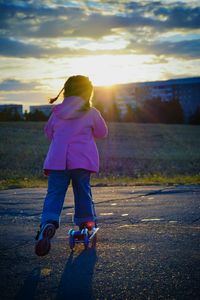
[35,75,108,256]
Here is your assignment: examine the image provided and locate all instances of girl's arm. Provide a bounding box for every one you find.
[44,113,54,140]
[92,108,108,139]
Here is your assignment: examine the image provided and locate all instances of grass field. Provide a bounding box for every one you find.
[0,122,200,189]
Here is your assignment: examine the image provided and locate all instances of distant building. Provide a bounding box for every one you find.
[29,105,53,116]
[135,77,200,122]
[0,104,23,116]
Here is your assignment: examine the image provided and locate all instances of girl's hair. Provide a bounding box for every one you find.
[49,75,93,110]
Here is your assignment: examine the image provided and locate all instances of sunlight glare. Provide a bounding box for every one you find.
[67,54,154,86]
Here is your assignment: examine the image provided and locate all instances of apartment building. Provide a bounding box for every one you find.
[135,77,200,121]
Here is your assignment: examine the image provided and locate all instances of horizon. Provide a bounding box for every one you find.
[0,0,200,108]
[1,75,200,113]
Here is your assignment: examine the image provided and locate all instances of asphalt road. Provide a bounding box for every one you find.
[0,185,200,300]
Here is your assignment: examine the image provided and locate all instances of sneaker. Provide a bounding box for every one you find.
[79,221,96,231]
[35,223,56,256]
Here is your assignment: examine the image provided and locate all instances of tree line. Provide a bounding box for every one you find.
[0,98,200,124]
[0,108,49,122]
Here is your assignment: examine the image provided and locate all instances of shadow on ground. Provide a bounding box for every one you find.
[14,249,97,300]
[56,248,97,300]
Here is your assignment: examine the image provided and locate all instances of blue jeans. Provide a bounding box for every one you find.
[41,169,96,227]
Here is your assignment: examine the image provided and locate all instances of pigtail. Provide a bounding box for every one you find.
[48,87,64,104]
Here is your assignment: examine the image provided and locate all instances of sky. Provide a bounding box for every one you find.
[0,0,200,108]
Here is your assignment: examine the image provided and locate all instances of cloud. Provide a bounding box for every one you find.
[144,55,169,64]
[152,39,200,59]
[0,36,128,58]
[0,78,41,91]
[0,0,199,60]
[0,37,82,58]
[154,5,200,30]
[129,38,200,59]
[0,35,199,60]
[0,2,85,37]
[0,38,45,57]
[0,1,200,40]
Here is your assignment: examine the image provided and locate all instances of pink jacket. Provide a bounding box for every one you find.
[43,96,108,173]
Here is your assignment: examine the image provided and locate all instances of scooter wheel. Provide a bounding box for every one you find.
[81,228,88,235]
[68,229,75,236]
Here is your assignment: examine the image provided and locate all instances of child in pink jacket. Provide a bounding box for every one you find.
[35,75,108,256]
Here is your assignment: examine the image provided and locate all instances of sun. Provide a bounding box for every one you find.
[67,54,154,86]
[84,55,123,86]
[67,55,121,86]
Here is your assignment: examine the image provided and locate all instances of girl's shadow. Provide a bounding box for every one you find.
[56,248,97,300]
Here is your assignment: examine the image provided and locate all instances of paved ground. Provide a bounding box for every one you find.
[0,185,200,300]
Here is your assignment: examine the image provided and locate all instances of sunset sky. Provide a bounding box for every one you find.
[0,0,200,108]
